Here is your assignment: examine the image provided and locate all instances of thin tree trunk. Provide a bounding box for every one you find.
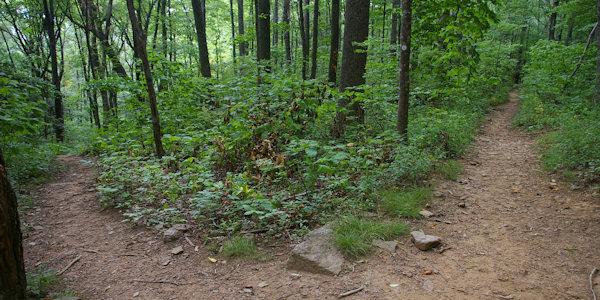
[331,0,370,138]
[304,0,310,56]
[283,0,291,62]
[327,0,339,83]
[273,0,279,46]
[237,0,248,56]
[548,0,559,40]
[390,0,399,46]
[381,0,386,40]
[43,0,64,142]
[397,0,411,136]
[565,16,574,44]
[298,0,309,79]
[126,0,166,158]
[229,0,237,61]
[191,0,212,77]
[310,0,319,79]
[596,0,600,104]
[0,149,26,300]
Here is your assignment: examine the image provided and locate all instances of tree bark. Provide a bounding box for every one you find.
[191,0,212,77]
[273,0,279,46]
[283,0,291,62]
[548,0,559,41]
[299,0,309,79]
[331,0,370,138]
[255,0,271,72]
[390,0,399,46]
[42,0,64,142]
[229,0,237,61]
[309,0,319,79]
[327,0,340,83]
[126,0,166,158]
[0,148,27,300]
[397,0,411,136]
[237,0,248,56]
[596,0,600,103]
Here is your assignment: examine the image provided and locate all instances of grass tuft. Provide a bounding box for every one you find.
[221,236,258,258]
[437,160,463,181]
[26,266,59,298]
[379,187,432,217]
[333,216,408,258]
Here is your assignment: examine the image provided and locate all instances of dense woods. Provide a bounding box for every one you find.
[1,0,599,295]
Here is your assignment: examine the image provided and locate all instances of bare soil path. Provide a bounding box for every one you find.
[24,92,600,299]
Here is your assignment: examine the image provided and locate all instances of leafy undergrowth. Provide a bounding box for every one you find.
[379,187,433,218]
[26,266,75,299]
[221,236,259,259]
[333,216,408,258]
[92,40,517,240]
[515,40,600,186]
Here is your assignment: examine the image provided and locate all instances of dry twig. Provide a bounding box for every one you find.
[57,255,81,275]
[590,267,598,300]
[338,286,364,298]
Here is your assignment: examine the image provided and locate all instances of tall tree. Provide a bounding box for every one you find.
[298,0,309,79]
[548,0,559,40]
[331,0,370,138]
[327,0,340,83]
[596,0,600,103]
[389,0,400,46]
[42,0,64,141]
[397,0,411,136]
[126,0,166,158]
[255,0,271,69]
[273,0,279,46]
[309,0,319,78]
[0,149,26,300]
[191,0,211,77]
[283,0,291,62]
[229,0,236,61]
[237,0,248,56]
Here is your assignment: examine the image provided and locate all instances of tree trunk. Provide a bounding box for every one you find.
[299,0,309,79]
[273,0,279,46]
[255,0,271,72]
[327,0,339,83]
[229,0,237,61]
[191,0,212,77]
[548,0,559,41]
[390,0,399,45]
[0,149,27,300]
[397,0,411,136]
[237,0,248,56]
[126,0,166,158]
[565,17,574,45]
[283,0,291,62]
[42,0,64,142]
[304,0,310,56]
[596,0,600,104]
[309,0,319,79]
[331,0,370,138]
[161,0,168,56]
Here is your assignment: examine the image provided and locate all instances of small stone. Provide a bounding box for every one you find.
[287,224,344,275]
[419,210,434,218]
[433,191,444,197]
[372,239,397,253]
[290,273,302,280]
[389,283,399,288]
[163,227,182,242]
[172,224,191,232]
[170,246,184,255]
[257,281,269,288]
[243,288,253,294]
[411,230,441,251]
[457,203,466,208]
[133,292,140,297]
[33,226,44,231]
[160,256,171,266]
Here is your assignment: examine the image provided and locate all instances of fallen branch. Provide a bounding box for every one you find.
[184,235,196,247]
[563,22,598,91]
[590,267,598,300]
[133,279,202,286]
[57,255,82,275]
[338,286,364,298]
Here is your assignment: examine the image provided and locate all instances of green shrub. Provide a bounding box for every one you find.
[221,236,258,258]
[26,267,58,298]
[379,187,432,217]
[437,160,463,181]
[333,216,408,258]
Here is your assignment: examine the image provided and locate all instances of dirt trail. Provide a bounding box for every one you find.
[24,92,600,299]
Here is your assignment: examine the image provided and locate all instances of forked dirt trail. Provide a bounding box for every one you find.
[24,92,600,299]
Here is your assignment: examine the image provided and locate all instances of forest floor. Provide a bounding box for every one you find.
[23,91,600,299]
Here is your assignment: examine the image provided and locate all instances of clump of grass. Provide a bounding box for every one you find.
[27,266,59,298]
[379,187,432,217]
[437,160,463,181]
[221,236,258,258]
[333,216,408,258]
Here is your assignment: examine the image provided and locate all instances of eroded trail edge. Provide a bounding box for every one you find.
[24,92,600,299]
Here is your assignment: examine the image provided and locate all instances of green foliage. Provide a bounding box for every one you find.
[379,187,432,217]
[437,160,463,181]
[221,236,259,258]
[26,266,58,298]
[333,216,408,258]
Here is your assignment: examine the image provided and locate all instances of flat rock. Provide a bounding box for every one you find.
[373,239,397,253]
[419,210,434,218]
[411,230,441,251]
[170,246,184,255]
[287,224,344,275]
[163,227,182,242]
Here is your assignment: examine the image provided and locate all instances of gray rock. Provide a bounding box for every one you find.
[287,224,344,275]
[163,227,182,242]
[411,230,441,251]
[419,210,434,218]
[172,224,191,232]
[170,246,184,255]
[372,239,397,253]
